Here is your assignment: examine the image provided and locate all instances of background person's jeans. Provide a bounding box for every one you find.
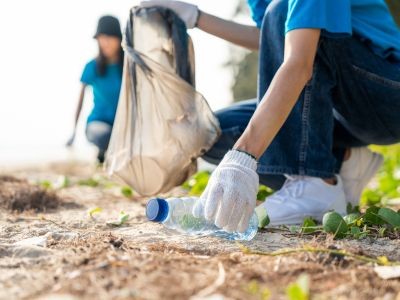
[86,121,113,160]
[203,0,400,190]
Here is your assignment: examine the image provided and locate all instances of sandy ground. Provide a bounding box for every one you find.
[1,161,400,300]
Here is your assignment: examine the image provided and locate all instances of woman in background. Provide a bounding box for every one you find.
[67,15,124,163]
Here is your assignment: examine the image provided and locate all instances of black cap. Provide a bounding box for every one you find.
[94,15,122,39]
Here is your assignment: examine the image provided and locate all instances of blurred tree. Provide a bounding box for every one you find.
[229,0,399,102]
[228,0,258,102]
[231,51,258,101]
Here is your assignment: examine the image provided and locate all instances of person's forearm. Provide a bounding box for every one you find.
[234,62,312,158]
[197,11,260,51]
[73,85,86,128]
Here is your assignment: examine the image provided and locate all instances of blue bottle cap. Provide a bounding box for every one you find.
[146,198,169,222]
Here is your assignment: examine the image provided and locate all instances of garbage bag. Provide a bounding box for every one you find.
[105,6,221,196]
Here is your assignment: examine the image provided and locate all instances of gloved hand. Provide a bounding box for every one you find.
[193,150,259,233]
[140,0,199,29]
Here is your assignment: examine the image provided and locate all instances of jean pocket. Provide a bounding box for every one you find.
[351,65,400,89]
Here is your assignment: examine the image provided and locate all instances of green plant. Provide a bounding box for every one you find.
[244,280,271,300]
[182,171,211,196]
[78,177,100,187]
[286,274,310,300]
[361,145,400,206]
[121,186,134,198]
[257,185,274,201]
[322,212,348,238]
[106,211,130,227]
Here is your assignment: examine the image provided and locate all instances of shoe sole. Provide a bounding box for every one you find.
[267,196,348,226]
[346,153,384,205]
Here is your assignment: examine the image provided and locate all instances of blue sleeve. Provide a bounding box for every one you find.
[80,60,96,85]
[286,0,352,37]
[247,0,271,28]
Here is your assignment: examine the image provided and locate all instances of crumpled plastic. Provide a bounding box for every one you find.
[105,7,221,196]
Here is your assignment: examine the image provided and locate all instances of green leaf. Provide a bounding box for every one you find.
[54,175,71,189]
[378,207,400,227]
[255,206,270,228]
[286,274,310,300]
[301,217,317,234]
[88,207,103,219]
[378,227,387,237]
[106,211,130,227]
[78,177,99,187]
[343,213,361,225]
[289,226,301,234]
[39,180,53,189]
[257,185,274,201]
[322,212,348,238]
[121,186,134,198]
[346,203,361,214]
[182,171,210,196]
[364,206,385,226]
[244,280,271,300]
[349,226,367,239]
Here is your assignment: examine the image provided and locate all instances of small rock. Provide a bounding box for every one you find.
[374,266,400,280]
[14,236,48,247]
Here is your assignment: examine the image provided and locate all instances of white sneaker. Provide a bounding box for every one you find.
[339,147,383,207]
[256,175,347,226]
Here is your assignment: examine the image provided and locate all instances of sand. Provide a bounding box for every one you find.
[1,161,400,300]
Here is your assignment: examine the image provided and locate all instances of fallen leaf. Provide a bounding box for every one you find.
[88,207,103,219]
[106,211,130,227]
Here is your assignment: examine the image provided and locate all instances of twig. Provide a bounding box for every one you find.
[190,262,226,299]
[11,216,78,233]
[237,243,400,266]
[40,216,77,232]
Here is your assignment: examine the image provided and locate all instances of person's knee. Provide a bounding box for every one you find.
[214,100,257,130]
[86,121,112,150]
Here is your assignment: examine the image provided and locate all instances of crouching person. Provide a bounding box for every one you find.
[67,16,124,163]
[141,0,400,232]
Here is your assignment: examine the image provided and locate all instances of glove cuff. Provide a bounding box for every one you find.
[223,150,258,171]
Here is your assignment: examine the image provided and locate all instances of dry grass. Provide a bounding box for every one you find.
[1,163,400,300]
[0,176,61,212]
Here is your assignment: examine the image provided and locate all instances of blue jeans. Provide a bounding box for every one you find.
[86,121,113,155]
[203,0,400,190]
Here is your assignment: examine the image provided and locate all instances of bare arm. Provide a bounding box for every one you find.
[197,11,260,51]
[66,84,86,147]
[73,84,86,128]
[233,29,321,158]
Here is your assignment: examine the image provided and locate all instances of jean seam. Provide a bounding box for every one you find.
[257,165,335,178]
[298,82,312,175]
[351,65,400,89]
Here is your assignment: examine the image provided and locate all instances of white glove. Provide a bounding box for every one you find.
[193,150,259,233]
[140,0,199,29]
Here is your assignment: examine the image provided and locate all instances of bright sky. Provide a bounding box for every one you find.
[0,0,253,167]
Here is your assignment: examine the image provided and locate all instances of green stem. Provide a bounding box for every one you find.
[237,244,400,266]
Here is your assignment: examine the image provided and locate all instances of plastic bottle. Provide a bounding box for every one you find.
[146,197,258,241]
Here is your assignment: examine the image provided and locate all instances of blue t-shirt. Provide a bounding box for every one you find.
[80,59,122,125]
[247,0,400,64]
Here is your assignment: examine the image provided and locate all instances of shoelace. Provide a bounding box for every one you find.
[273,175,306,201]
